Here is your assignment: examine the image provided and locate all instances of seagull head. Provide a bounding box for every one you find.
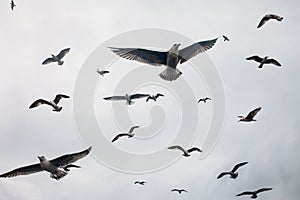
[38,156,46,162]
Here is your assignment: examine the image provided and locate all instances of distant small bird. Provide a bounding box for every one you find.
[29,94,70,112]
[238,107,261,122]
[42,48,70,66]
[237,188,273,199]
[134,181,146,185]
[171,189,188,194]
[168,145,202,157]
[109,38,218,81]
[222,35,230,42]
[217,162,248,179]
[103,93,149,105]
[97,69,110,76]
[257,14,283,28]
[10,0,16,10]
[146,93,164,102]
[246,55,281,68]
[0,147,92,180]
[111,125,140,143]
[198,97,211,103]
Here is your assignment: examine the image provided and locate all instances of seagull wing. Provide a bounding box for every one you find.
[109,47,167,66]
[217,172,230,179]
[56,48,71,59]
[257,188,272,194]
[111,133,131,142]
[267,14,283,21]
[246,107,262,119]
[265,58,281,66]
[246,55,263,63]
[130,93,150,99]
[0,163,42,178]
[103,96,126,101]
[179,38,218,64]
[237,191,253,196]
[232,161,248,172]
[155,93,164,98]
[53,94,70,104]
[50,147,92,167]
[168,145,186,153]
[187,147,203,153]
[171,189,179,192]
[257,15,271,28]
[42,57,56,65]
[29,99,52,109]
[129,125,140,133]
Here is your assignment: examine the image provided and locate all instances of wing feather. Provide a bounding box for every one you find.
[232,162,248,172]
[0,163,42,178]
[42,57,55,65]
[29,99,52,109]
[56,48,71,59]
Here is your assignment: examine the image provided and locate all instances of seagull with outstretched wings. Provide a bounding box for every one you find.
[111,125,140,143]
[97,69,110,76]
[103,93,149,105]
[237,188,272,199]
[42,48,70,66]
[171,189,188,194]
[29,94,69,112]
[246,55,281,68]
[109,37,218,81]
[146,93,164,102]
[257,14,283,28]
[217,162,248,179]
[238,107,261,122]
[134,181,146,185]
[168,145,202,157]
[198,97,211,103]
[0,147,92,180]
[222,35,230,42]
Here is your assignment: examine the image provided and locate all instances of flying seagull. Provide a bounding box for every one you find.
[238,107,261,122]
[29,94,69,112]
[42,48,70,66]
[217,162,248,179]
[171,189,188,194]
[109,37,218,81]
[97,69,110,76]
[10,0,16,10]
[222,35,230,42]
[0,147,92,180]
[237,188,273,199]
[111,125,140,143]
[103,93,149,105]
[257,14,283,28]
[246,55,281,68]
[134,181,146,185]
[168,145,202,157]
[198,97,211,103]
[146,93,164,102]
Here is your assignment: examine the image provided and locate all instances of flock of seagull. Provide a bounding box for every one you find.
[3,3,284,199]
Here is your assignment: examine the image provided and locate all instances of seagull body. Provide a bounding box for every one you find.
[217,162,248,179]
[168,145,202,157]
[171,189,188,194]
[257,14,283,28]
[42,48,70,66]
[222,35,230,42]
[112,125,139,142]
[237,188,273,199]
[10,0,16,10]
[134,181,146,185]
[29,94,69,112]
[238,107,261,122]
[97,69,110,76]
[103,93,149,105]
[146,93,164,102]
[109,38,218,81]
[246,55,281,68]
[0,147,92,180]
[198,97,211,103]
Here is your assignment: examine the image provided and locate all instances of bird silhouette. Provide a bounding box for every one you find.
[237,188,273,199]
[104,93,149,105]
[238,107,261,122]
[29,94,69,112]
[246,55,281,68]
[146,93,164,102]
[198,97,211,103]
[42,48,70,66]
[168,145,202,157]
[171,189,188,194]
[217,162,248,179]
[97,69,110,76]
[111,125,140,143]
[257,14,283,28]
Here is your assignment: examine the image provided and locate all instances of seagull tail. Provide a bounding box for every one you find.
[159,67,182,81]
[58,60,64,66]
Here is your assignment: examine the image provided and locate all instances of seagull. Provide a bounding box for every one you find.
[29,94,70,112]
[171,189,188,194]
[198,97,211,103]
[257,14,283,28]
[217,162,248,179]
[238,107,262,122]
[168,145,202,157]
[42,48,70,66]
[222,35,230,42]
[97,69,110,76]
[111,125,140,143]
[10,0,16,10]
[103,93,149,105]
[109,37,218,81]
[0,147,92,180]
[246,55,281,68]
[146,93,164,102]
[134,181,146,185]
[237,188,273,199]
